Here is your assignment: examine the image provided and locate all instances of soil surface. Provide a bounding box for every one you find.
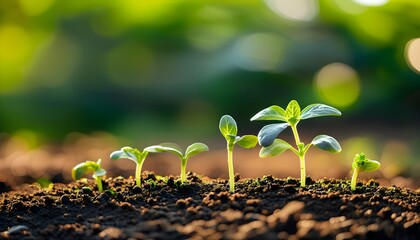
[0,172,419,240]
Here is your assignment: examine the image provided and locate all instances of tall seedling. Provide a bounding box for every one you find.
[219,115,258,193]
[251,100,342,187]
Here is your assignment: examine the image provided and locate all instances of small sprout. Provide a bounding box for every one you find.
[351,153,380,191]
[145,142,209,183]
[219,115,258,193]
[72,159,106,192]
[251,100,341,187]
[110,146,149,186]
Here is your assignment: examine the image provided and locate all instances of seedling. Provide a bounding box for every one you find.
[145,142,209,183]
[72,159,106,192]
[219,115,258,193]
[351,153,380,191]
[251,100,342,187]
[110,146,149,186]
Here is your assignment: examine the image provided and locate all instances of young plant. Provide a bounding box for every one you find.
[72,159,107,192]
[351,153,381,191]
[219,115,258,193]
[144,142,209,183]
[251,100,342,187]
[110,146,150,186]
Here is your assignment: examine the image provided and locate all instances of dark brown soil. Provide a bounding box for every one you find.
[0,172,419,240]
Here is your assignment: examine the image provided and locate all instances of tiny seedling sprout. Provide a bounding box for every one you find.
[351,153,381,191]
[110,146,149,186]
[145,142,209,183]
[72,159,107,192]
[251,100,342,187]
[219,115,258,193]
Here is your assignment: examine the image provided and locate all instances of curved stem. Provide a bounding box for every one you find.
[351,168,359,191]
[180,158,187,183]
[290,124,301,147]
[227,143,235,193]
[96,176,103,192]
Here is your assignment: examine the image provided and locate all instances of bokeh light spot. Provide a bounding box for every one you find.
[405,38,420,74]
[353,0,389,7]
[265,0,318,22]
[234,33,284,72]
[315,63,360,108]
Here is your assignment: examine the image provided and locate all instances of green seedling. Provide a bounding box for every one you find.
[219,115,258,193]
[351,153,381,191]
[251,100,342,187]
[110,146,149,186]
[145,142,209,183]
[72,159,106,192]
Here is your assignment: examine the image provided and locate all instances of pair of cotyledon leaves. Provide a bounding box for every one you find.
[110,143,209,163]
[219,115,258,149]
[251,100,342,157]
[352,153,381,172]
[72,159,106,180]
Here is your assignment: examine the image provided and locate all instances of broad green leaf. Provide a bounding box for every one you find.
[185,142,209,159]
[72,161,99,180]
[259,139,293,158]
[300,104,341,120]
[285,100,301,122]
[235,135,258,149]
[311,135,341,153]
[145,143,184,159]
[219,115,238,138]
[257,123,289,147]
[250,105,287,122]
[359,160,381,172]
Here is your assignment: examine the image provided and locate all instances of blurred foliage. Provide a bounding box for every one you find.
[0,0,419,146]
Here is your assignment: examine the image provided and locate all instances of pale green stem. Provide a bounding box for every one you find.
[227,143,235,193]
[291,124,307,187]
[96,176,103,192]
[351,168,359,191]
[135,160,145,186]
[299,155,306,187]
[180,158,187,183]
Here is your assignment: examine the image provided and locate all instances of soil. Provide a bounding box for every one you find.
[0,172,419,240]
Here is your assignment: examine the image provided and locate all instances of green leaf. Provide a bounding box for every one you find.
[353,153,381,172]
[72,161,100,180]
[219,115,238,139]
[250,105,287,121]
[300,104,341,120]
[185,142,209,159]
[235,135,258,149]
[311,135,341,153]
[285,100,301,122]
[257,123,289,147]
[145,143,184,159]
[360,160,381,172]
[259,139,293,158]
[110,146,140,163]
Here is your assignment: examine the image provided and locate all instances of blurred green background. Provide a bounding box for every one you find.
[0,0,419,187]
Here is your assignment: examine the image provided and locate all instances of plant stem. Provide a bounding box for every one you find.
[227,143,235,193]
[299,155,306,187]
[351,168,359,191]
[135,161,144,186]
[180,158,187,183]
[291,124,307,187]
[290,124,301,147]
[96,176,103,192]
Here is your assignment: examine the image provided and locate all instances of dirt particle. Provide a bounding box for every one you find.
[99,227,126,240]
[284,185,297,194]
